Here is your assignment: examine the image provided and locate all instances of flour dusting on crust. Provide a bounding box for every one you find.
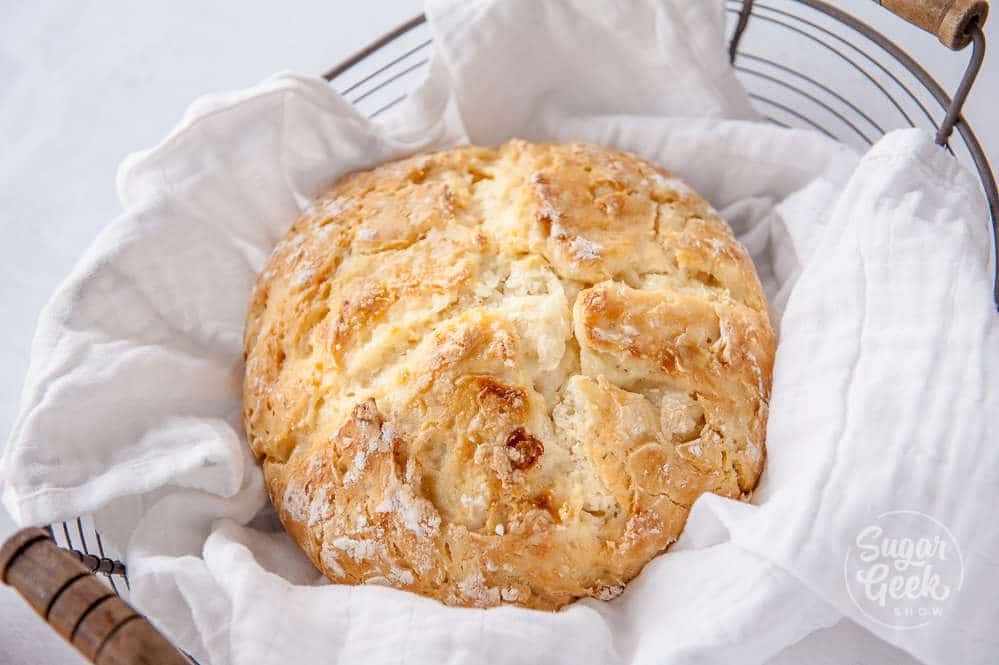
[244,140,775,610]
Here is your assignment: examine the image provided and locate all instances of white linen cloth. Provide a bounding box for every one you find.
[3,0,997,663]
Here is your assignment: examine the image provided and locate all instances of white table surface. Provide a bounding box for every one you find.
[1,2,995,663]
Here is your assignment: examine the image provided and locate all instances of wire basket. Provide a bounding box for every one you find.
[5,1,995,663]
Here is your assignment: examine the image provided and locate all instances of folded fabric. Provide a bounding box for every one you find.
[4,1,996,664]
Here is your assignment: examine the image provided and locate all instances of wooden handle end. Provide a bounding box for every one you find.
[880,0,989,49]
[1,527,190,665]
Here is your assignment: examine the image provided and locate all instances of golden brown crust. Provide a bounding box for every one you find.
[242,140,775,610]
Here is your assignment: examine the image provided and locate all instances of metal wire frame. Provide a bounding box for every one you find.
[44,1,997,661]
[320,0,998,308]
[46,516,128,594]
[727,0,998,306]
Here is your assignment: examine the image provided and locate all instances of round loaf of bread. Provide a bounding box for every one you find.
[242,140,775,610]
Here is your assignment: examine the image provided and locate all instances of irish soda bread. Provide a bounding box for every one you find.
[242,140,775,610]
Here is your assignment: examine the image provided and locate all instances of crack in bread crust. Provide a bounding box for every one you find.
[243,140,775,610]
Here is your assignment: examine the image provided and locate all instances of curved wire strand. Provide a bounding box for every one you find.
[738,66,875,144]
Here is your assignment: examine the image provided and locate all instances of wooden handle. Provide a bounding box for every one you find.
[1,528,191,665]
[878,0,989,49]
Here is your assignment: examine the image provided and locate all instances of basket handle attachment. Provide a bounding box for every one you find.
[877,0,988,49]
[1,527,191,665]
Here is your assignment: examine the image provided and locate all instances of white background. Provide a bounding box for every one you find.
[1,1,995,663]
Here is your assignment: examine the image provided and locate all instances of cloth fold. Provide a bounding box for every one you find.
[4,1,997,663]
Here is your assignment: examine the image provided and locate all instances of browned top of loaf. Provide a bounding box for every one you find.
[242,140,774,610]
